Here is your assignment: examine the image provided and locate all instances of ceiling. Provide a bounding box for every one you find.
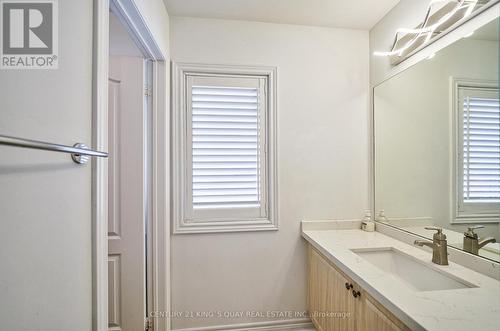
[163,0,401,30]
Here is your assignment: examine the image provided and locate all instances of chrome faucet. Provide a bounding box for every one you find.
[463,225,496,255]
[414,226,449,265]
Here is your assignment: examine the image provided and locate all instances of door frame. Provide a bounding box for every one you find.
[92,1,170,330]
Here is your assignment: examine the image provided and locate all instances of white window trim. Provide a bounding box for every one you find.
[172,63,278,234]
[450,77,499,224]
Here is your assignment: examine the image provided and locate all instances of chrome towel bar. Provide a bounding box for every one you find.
[0,134,108,164]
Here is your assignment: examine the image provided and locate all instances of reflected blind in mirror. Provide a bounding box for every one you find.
[462,89,500,203]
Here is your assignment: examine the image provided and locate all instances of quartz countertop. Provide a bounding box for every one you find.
[302,221,500,331]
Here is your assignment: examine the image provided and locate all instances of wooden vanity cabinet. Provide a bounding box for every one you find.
[308,245,411,331]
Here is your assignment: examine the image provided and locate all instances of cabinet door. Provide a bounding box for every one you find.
[308,246,355,331]
[358,296,408,331]
[308,246,327,330]
[325,263,356,331]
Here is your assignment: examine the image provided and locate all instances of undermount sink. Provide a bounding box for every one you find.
[351,247,477,292]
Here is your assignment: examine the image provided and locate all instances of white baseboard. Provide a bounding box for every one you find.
[172,318,315,331]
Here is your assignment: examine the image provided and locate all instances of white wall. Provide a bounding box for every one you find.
[170,16,370,330]
[374,38,499,238]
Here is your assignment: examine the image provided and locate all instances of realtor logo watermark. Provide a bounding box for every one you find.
[1,0,58,69]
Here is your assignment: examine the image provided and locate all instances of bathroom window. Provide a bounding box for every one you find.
[453,79,500,223]
[172,63,277,233]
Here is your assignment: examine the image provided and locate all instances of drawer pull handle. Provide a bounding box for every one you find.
[345,282,353,290]
[352,290,361,298]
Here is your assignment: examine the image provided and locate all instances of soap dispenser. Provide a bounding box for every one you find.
[376,210,388,223]
[361,210,375,232]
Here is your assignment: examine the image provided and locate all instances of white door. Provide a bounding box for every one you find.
[0,1,94,330]
[108,56,148,331]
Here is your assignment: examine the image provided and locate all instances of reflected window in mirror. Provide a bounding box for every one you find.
[454,81,500,222]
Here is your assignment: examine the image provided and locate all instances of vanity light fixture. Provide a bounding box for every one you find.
[374,0,479,58]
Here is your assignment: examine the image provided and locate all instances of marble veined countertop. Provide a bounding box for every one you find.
[302,221,500,331]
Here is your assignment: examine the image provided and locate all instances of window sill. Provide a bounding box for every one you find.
[452,214,500,224]
[173,218,279,234]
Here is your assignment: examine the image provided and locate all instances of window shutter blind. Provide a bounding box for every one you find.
[191,84,262,210]
[463,94,500,203]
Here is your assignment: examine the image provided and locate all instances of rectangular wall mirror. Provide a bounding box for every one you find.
[374,13,500,262]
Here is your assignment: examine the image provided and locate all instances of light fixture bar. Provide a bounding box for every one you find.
[374,0,478,58]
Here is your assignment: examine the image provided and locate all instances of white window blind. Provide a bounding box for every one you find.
[186,75,268,221]
[459,86,500,215]
[191,85,262,210]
